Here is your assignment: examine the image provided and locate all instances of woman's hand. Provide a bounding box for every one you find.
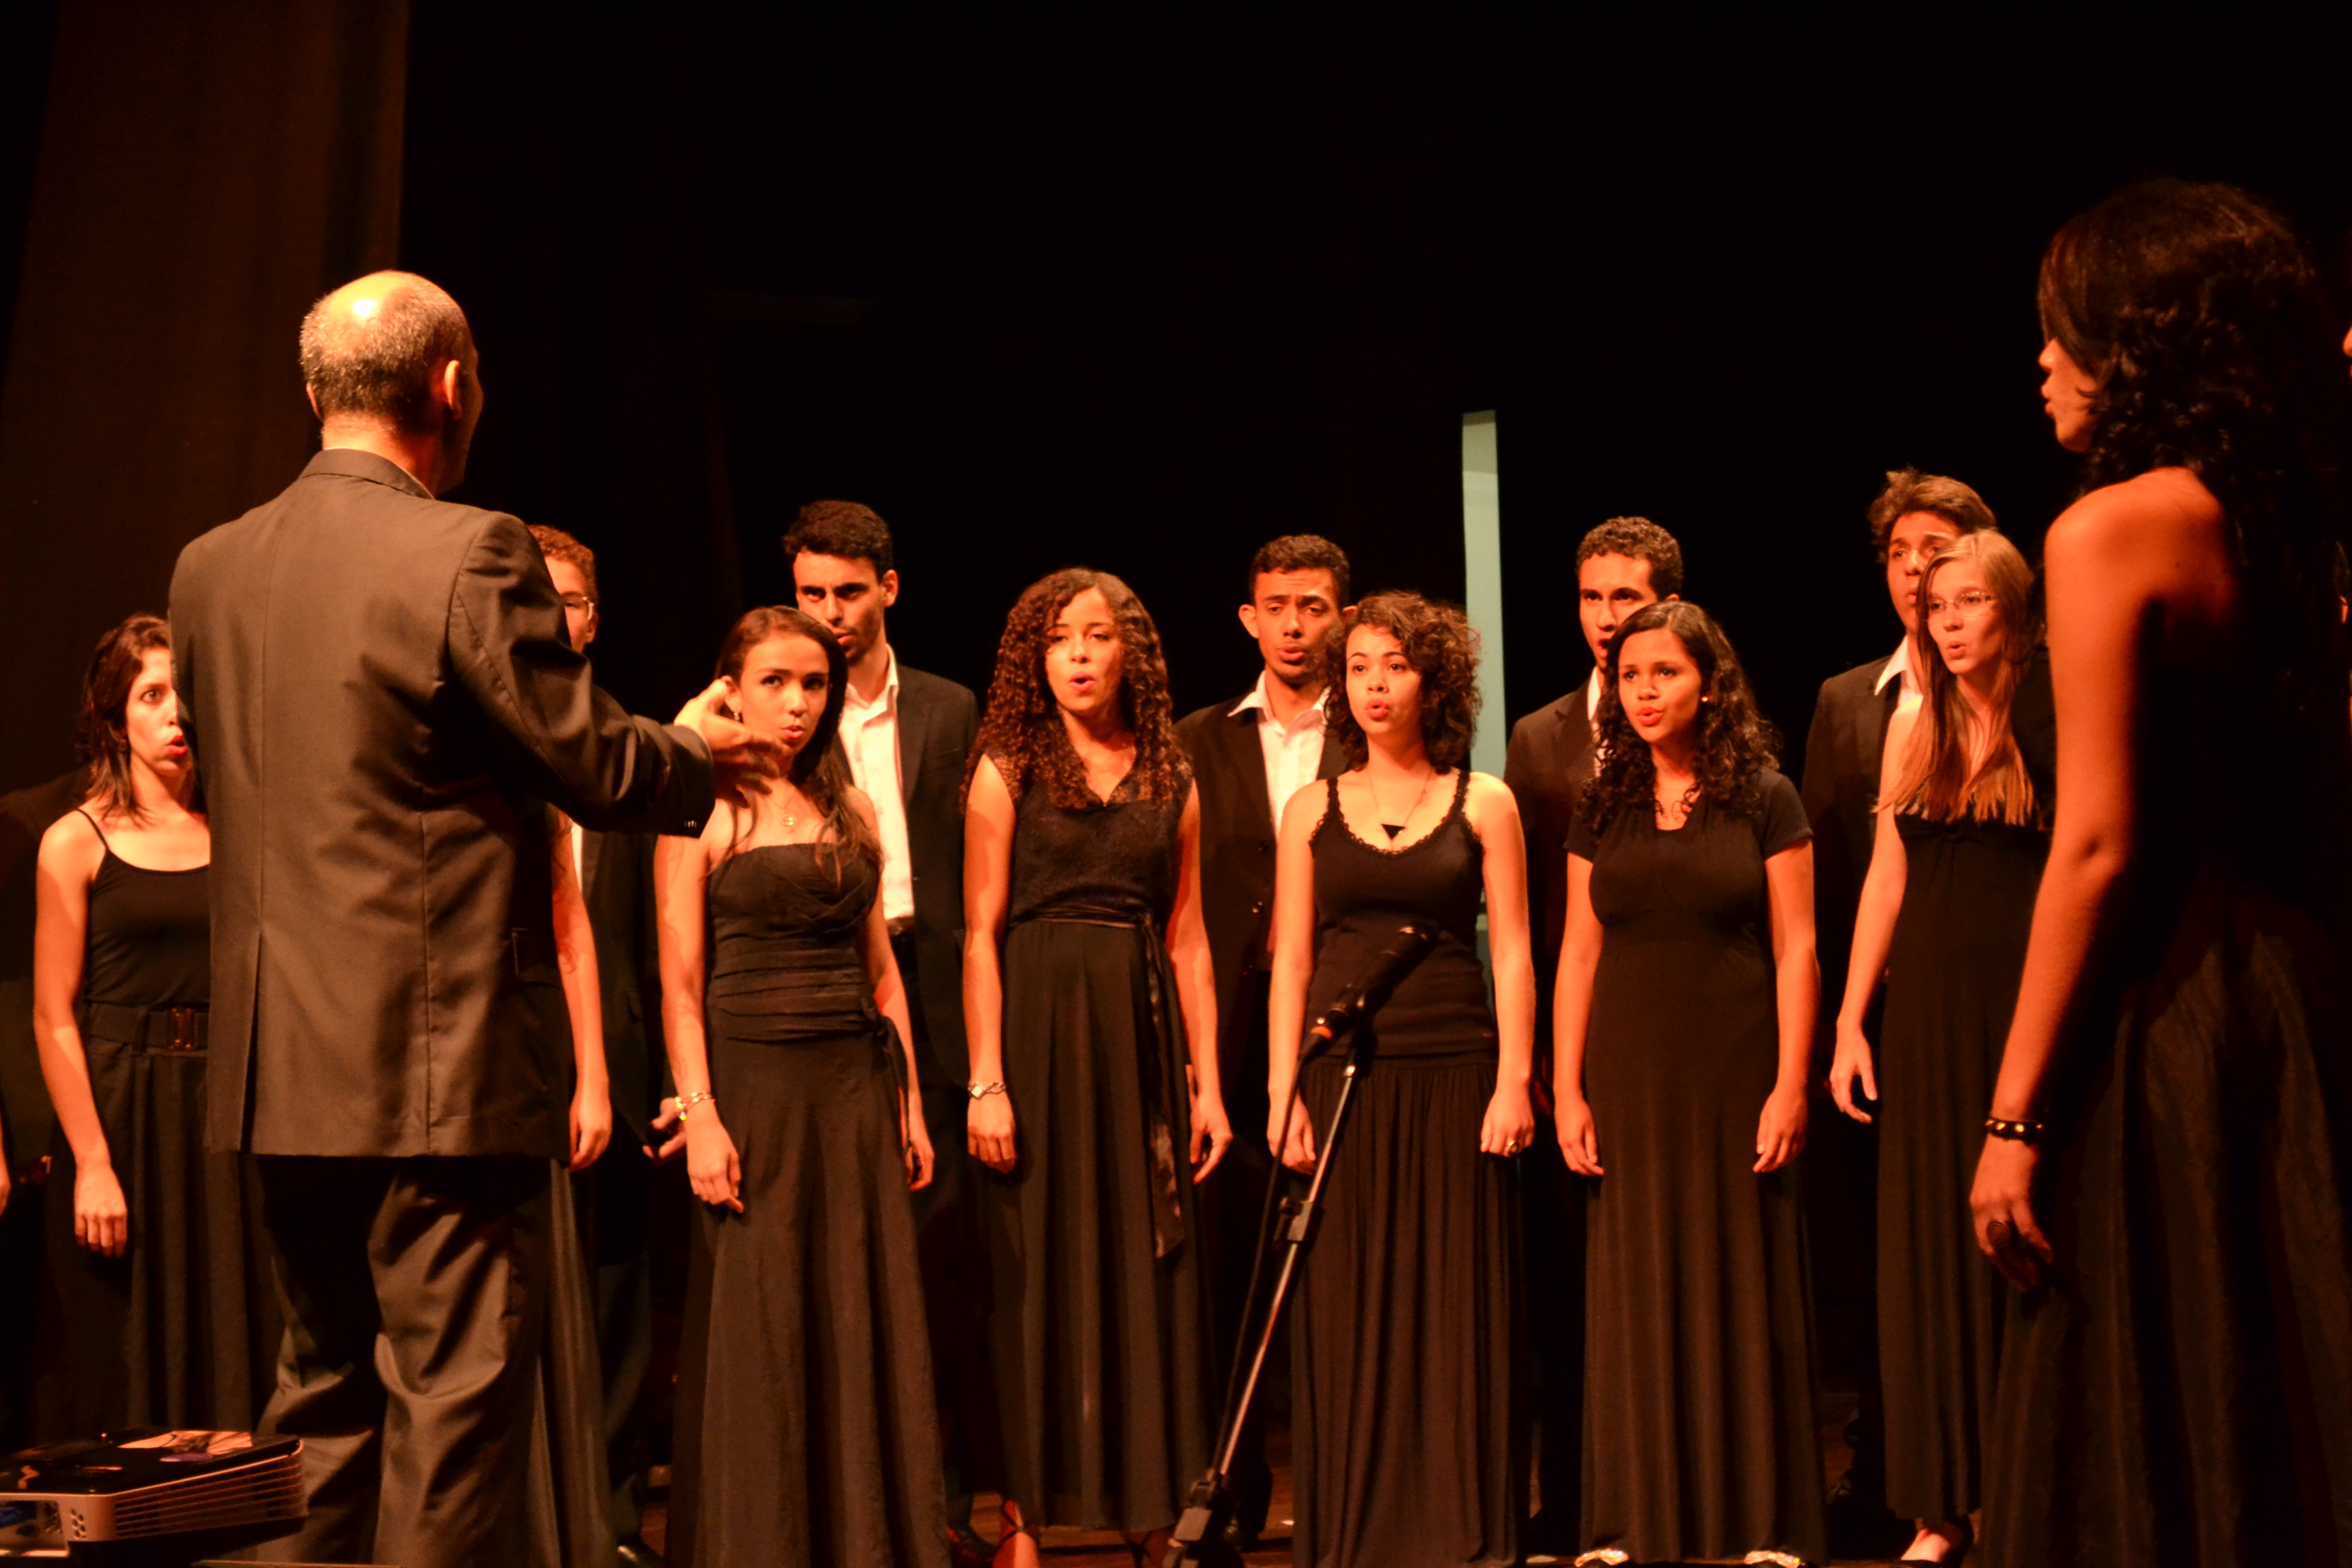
[1971,1135,2052,1290]
[1190,1088,1234,1181]
[685,1110,744,1213]
[1754,1083,1808,1173]
[1480,1079,1537,1159]
[1269,1090,1318,1173]
[75,1158,128,1256]
[968,1090,1017,1173]
[567,1078,612,1173]
[650,1098,686,1163]
[902,1095,936,1192]
[1829,1019,1879,1124]
[1556,1094,1603,1176]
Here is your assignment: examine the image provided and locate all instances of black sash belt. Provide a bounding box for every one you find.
[80,1001,208,1051]
[1020,905,1189,1260]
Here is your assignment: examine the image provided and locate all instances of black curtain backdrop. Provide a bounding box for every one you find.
[0,0,408,795]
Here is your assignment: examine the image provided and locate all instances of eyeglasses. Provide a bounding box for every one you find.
[1924,590,1996,619]
[560,593,598,613]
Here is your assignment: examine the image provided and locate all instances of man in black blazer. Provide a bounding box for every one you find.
[1503,514,1680,1551]
[785,500,984,1546]
[1174,532,1350,1545]
[168,273,772,1568]
[1797,468,1992,1546]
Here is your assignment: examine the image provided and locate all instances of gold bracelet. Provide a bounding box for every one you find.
[678,1090,715,1120]
[1984,1115,2046,1144]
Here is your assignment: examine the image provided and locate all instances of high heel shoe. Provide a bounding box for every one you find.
[992,1501,1039,1568]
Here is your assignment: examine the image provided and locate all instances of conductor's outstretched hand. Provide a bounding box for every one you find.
[676,680,784,791]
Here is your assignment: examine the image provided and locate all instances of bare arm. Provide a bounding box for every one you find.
[552,821,610,1173]
[655,815,740,1211]
[1551,852,1605,1175]
[1830,706,1919,1122]
[1471,774,1538,1156]
[31,813,127,1256]
[1757,840,1818,1173]
[961,756,1018,1173]
[1167,783,1233,1179]
[1265,780,1322,1171]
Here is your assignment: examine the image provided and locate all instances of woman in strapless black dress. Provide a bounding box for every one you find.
[658,607,945,1568]
[1972,181,2352,1568]
[962,569,1231,1567]
[1266,592,1536,1568]
[29,615,274,1439]
[1830,533,2051,1565]
[1554,600,1824,1567]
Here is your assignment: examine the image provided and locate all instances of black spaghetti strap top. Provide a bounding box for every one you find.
[75,807,210,1011]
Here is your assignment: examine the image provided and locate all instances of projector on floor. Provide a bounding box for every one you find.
[0,1430,303,1554]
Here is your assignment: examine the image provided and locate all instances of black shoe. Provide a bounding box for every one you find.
[616,1536,666,1568]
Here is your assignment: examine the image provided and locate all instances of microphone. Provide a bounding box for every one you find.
[1305,921,1439,1045]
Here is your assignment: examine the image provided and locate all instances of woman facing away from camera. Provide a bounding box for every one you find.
[1830,532,2051,1565]
[1970,180,2352,1568]
[29,614,275,1439]
[657,606,945,1568]
[1264,591,1535,1568]
[1553,599,1825,1568]
[961,568,1231,1568]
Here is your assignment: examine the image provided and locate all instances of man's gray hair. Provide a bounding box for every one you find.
[297,273,472,433]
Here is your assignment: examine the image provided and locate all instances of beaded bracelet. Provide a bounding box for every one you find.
[967,1080,1007,1100]
[677,1090,715,1120]
[1984,1115,2047,1144]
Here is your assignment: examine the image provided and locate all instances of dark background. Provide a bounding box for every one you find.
[7,10,2352,781]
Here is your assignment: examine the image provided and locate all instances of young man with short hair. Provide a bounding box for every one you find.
[1504,514,1682,1552]
[1174,532,1351,1547]
[782,498,985,1554]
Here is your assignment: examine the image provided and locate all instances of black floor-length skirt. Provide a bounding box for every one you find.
[1984,872,2352,1568]
[1290,1050,1521,1568]
[977,917,1211,1532]
[670,1026,947,1567]
[33,1036,275,1440]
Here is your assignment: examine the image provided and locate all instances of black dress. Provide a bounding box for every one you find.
[977,765,1211,1532]
[33,811,274,1440]
[1984,668,2352,1568]
[669,845,946,1568]
[1290,770,1522,1568]
[1571,771,1824,1566]
[1874,665,2053,1525]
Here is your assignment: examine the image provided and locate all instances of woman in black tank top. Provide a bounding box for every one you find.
[27,615,274,1438]
[1265,593,1537,1568]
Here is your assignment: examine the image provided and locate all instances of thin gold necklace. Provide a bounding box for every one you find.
[1373,767,1438,836]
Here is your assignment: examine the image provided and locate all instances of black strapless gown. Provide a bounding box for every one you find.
[1290,770,1522,1568]
[668,845,946,1568]
[976,767,1212,1533]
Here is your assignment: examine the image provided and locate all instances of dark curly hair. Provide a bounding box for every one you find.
[966,568,1191,809]
[1323,591,1482,772]
[1582,600,1779,830]
[2039,178,2351,686]
[711,605,877,873]
[782,498,894,578]
[77,612,187,824]
[1575,517,1684,598]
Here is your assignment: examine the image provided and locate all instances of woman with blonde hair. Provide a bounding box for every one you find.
[1831,530,2051,1564]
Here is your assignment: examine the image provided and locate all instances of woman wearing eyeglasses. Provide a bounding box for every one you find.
[1829,532,2048,1565]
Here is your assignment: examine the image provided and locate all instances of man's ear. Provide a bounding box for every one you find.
[437,358,468,420]
[1238,602,1260,638]
[1666,593,1681,603]
[880,569,900,608]
[306,385,321,421]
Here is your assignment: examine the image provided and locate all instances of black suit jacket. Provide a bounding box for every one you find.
[1799,654,1899,1051]
[1175,693,1345,1096]
[831,662,979,1087]
[169,448,715,1158]
[1504,676,1601,1052]
[578,826,663,1143]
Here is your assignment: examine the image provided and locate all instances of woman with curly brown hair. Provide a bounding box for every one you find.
[1265,590,1536,1568]
[29,614,275,1439]
[1969,180,2352,1568]
[960,568,1230,1567]
[1552,598,1824,1567]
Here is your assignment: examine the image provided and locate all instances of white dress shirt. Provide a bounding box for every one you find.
[1873,636,1925,715]
[839,649,916,924]
[1228,671,1329,828]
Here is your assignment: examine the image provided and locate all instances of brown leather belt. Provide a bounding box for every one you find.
[80,1000,208,1052]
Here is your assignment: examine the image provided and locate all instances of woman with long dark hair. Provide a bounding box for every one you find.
[29,614,274,1437]
[1970,180,2352,1568]
[1830,532,2050,1564]
[1553,599,1825,1567]
[962,568,1230,1567]
[659,605,944,1567]
[1265,591,1535,1568]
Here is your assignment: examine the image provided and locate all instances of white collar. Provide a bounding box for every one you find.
[1228,669,1327,727]
[1584,667,1603,721]
[1872,637,1914,697]
[845,646,900,714]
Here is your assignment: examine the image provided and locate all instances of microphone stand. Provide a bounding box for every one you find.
[1164,924,1435,1568]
